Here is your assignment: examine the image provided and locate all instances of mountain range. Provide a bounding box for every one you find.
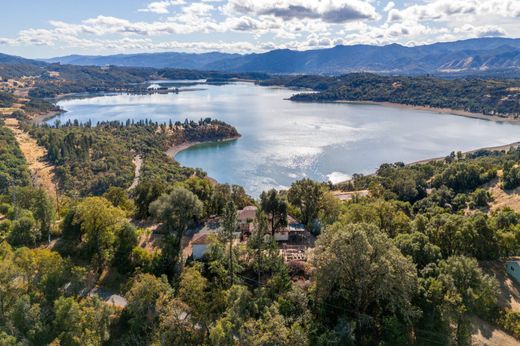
[40,38,520,76]
[0,37,516,76]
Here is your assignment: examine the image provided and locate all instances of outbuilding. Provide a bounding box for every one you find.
[506,260,520,285]
[192,233,212,260]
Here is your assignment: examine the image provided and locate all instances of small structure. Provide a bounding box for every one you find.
[237,206,257,234]
[281,244,308,263]
[147,83,162,91]
[506,260,520,285]
[192,233,212,260]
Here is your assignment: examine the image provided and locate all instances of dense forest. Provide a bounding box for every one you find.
[0,119,31,192]
[24,118,239,196]
[261,73,520,116]
[0,108,519,344]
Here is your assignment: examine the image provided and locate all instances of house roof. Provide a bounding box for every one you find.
[238,206,257,221]
[192,233,212,245]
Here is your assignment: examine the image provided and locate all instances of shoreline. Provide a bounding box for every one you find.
[30,109,65,124]
[165,135,241,159]
[408,141,520,166]
[331,100,520,124]
[336,140,520,185]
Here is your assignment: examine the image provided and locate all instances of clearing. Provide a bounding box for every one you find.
[128,155,142,190]
[4,117,58,203]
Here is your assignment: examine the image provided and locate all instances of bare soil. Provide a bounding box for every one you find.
[4,117,58,203]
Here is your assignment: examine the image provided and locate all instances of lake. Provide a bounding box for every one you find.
[53,82,520,196]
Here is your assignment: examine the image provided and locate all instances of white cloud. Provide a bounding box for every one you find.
[454,24,507,38]
[0,0,518,56]
[138,0,186,14]
[383,1,395,12]
[225,0,379,23]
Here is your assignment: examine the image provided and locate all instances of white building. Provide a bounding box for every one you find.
[147,83,162,90]
[191,233,212,260]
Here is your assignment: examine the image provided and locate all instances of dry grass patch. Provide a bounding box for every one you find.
[4,117,58,203]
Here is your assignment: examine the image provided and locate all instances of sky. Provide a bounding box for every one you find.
[0,0,519,58]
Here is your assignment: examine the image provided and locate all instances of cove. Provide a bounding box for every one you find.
[52,82,520,197]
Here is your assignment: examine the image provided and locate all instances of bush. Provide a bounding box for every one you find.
[471,188,492,208]
[503,166,520,190]
[497,310,520,339]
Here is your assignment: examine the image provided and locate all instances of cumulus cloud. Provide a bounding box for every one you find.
[138,0,186,14]
[226,0,379,23]
[389,0,520,24]
[0,0,517,55]
[454,24,506,38]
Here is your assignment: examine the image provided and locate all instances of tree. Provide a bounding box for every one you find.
[288,179,324,231]
[236,302,308,346]
[124,273,172,334]
[470,188,492,208]
[149,187,203,235]
[503,165,520,190]
[426,213,464,258]
[180,176,214,210]
[318,191,343,226]
[103,186,135,216]
[433,162,490,192]
[177,264,209,335]
[132,179,166,219]
[113,223,139,273]
[71,197,126,273]
[394,231,441,269]
[435,256,499,344]
[154,296,202,345]
[8,214,39,247]
[53,296,111,346]
[149,187,203,274]
[220,201,237,286]
[312,222,418,342]
[260,189,288,236]
[12,187,55,242]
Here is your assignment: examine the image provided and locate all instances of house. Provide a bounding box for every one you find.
[237,206,257,233]
[191,232,212,260]
[147,83,162,91]
[274,229,289,241]
[506,260,520,285]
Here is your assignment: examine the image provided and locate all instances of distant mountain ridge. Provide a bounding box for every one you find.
[0,53,47,67]
[44,52,239,70]
[42,37,520,75]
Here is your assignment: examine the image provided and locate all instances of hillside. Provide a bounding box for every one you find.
[43,51,239,69]
[263,73,520,116]
[44,37,520,76]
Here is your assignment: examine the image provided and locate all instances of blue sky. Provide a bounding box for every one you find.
[1,0,519,58]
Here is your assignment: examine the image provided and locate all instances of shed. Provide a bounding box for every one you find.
[506,260,520,285]
[192,233,212,260]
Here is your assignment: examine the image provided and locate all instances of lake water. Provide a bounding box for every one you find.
[53,82,520,196]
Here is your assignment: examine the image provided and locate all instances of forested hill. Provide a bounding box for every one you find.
[25,118,239,196]
[44,37,520,76]
[261,73,520,116]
